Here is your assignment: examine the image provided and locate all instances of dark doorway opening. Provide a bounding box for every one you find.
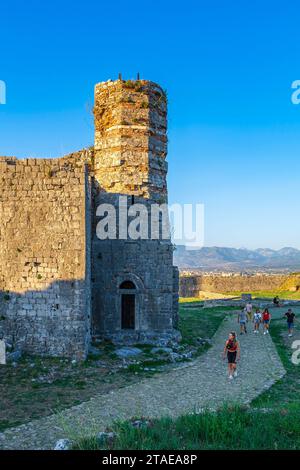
[121,294,135,329]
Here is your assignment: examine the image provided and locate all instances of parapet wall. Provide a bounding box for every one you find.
[0,153,92,358]
[179,273,300,297]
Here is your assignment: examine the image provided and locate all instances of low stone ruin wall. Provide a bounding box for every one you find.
[179,273,300,298]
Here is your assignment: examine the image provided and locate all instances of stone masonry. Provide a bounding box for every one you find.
[0,78,179,358]
[179,273,300,298]
[0,155,92,359]
[92,79,179,343]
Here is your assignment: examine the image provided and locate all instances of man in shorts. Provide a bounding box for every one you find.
[238,307,247,334]
[245,302,253,322]
[284,309,296,337]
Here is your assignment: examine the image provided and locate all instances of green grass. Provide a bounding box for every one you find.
[72,403,300,450]
[252,314,300,408]
[225,290,300,300]
[179,304,230,348]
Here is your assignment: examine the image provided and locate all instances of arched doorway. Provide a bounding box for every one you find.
[119,280,136,329]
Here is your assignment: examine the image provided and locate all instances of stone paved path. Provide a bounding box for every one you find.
[0,312,286,449]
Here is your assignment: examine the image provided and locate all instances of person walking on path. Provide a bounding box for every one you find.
[223,332,240,380]
[284,309,296,337]
[262,308,271,335]
[253,309,262,333]
[238,307,247,334]
[246,302,253,322]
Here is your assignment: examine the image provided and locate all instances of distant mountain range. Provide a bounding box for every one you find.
[174,246,300,272]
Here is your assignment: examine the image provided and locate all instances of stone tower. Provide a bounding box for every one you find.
[0,77,179,360]
[92,78,179,344]
[93,78,168,202]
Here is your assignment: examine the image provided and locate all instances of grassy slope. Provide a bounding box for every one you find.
[178,304,228,347]
[73,404,300,450]
[252,316,300,408]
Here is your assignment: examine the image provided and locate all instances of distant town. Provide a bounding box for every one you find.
[174,246,300,274]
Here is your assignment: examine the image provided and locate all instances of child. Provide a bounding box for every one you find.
[223,331,241,379]
[253,309,262,333]
[262,308,271,335]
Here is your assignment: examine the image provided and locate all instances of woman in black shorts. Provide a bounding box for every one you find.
[223,331,241,379]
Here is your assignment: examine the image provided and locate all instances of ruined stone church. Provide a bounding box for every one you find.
[0,78,179,359]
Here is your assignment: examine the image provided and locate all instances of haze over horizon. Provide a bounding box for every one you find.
[176,245,300,251]
[174,245,300,272]
[1,1,300,249]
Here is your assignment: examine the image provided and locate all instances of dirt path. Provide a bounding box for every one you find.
[0,312,286,449]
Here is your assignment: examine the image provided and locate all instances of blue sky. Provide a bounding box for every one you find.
[1,0,300,249]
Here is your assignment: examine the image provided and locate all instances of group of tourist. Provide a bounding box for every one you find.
[222,300,297,380]
[237,302,272,336]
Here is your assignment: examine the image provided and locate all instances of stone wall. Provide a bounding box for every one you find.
[0,155,92,359]
[172,266,180,327]
[0,77,180,355]
[94,79,168,203]
[92,79,179,343]
[92,237,176,343]
[179,273,293,297]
